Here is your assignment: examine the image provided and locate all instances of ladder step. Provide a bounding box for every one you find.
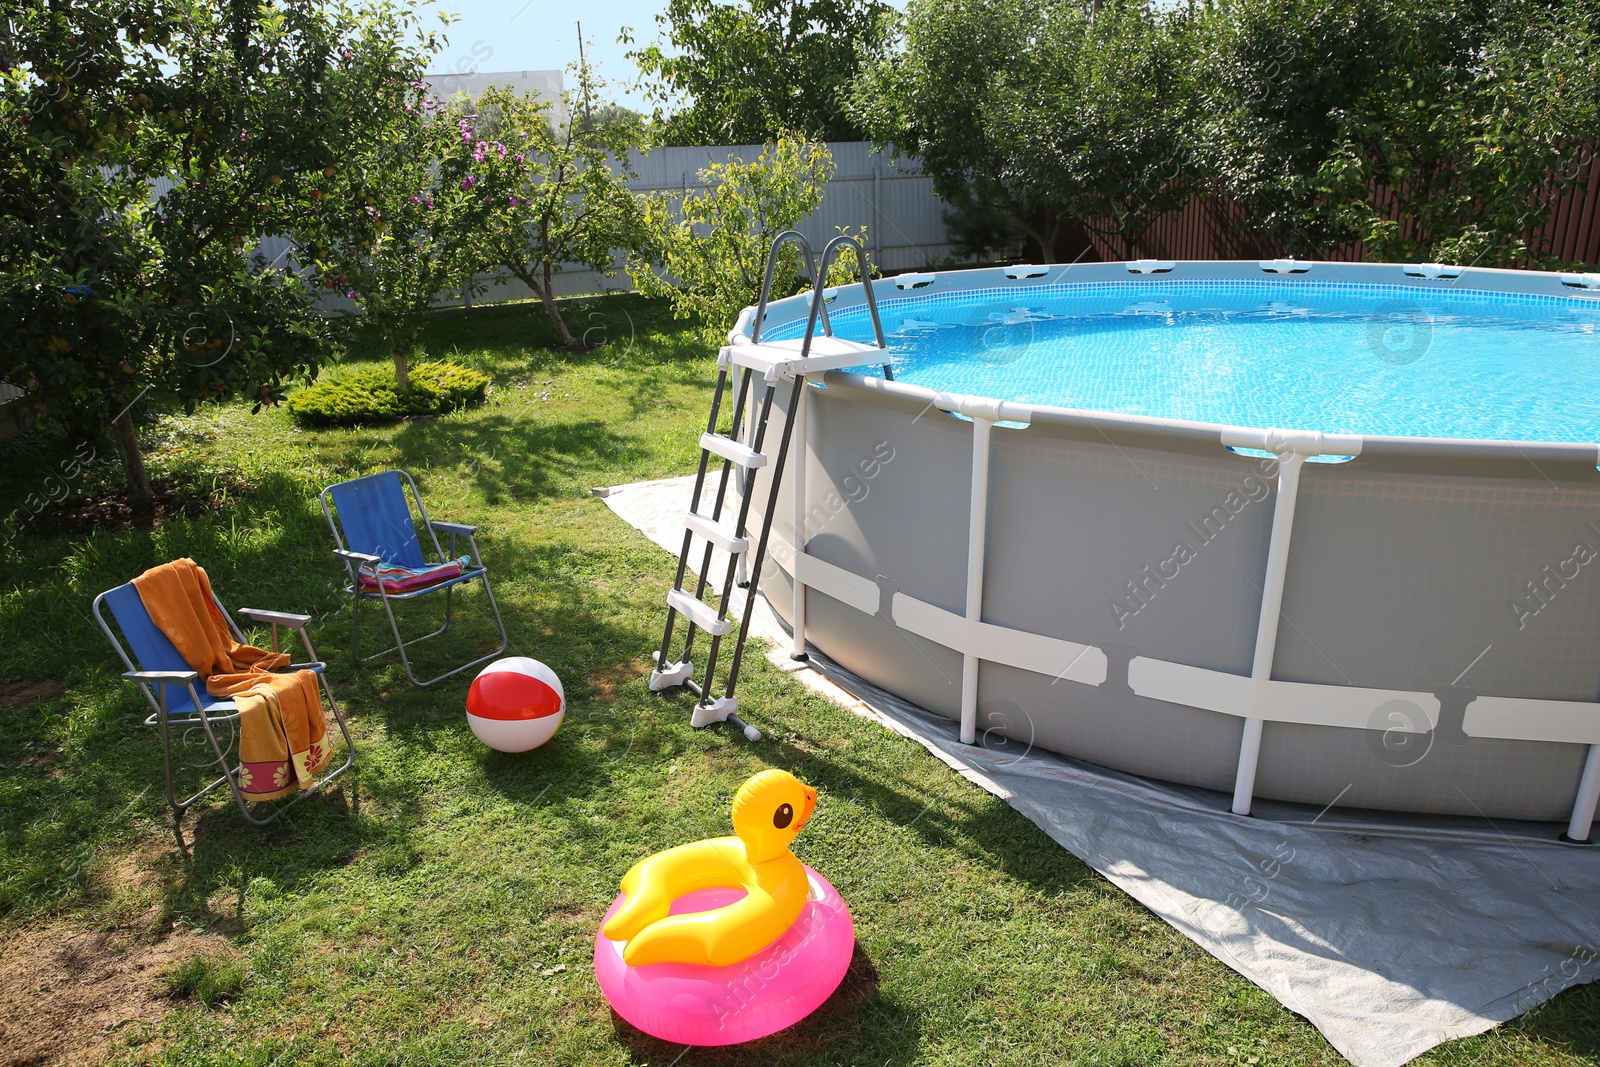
[724,336,886,379]
[685,511,749,554]
[700,432,767,469]
[667,587,732,636]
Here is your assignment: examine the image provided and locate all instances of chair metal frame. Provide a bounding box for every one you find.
[321,469,508,688]
[93,587,357,830]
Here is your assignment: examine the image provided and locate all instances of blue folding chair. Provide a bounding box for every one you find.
[93,580,356,830]
[321,469,508,687]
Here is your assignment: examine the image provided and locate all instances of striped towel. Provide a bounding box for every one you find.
[358,554,473,593]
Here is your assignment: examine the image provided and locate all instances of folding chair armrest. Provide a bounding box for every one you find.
[238,608,312,629]
[123,669,200,684]
[430,521,483,565]
[334,548,382,566]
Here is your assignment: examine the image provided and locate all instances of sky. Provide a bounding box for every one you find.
[424,0,661,108]
[425,0,909,111]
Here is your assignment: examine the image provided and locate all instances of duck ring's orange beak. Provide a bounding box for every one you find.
[795,785,818,831]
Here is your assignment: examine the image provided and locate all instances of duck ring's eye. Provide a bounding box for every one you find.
[773,803,794,829]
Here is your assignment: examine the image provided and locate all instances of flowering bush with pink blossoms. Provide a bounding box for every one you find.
[296,87,498,387]
[458,80,649,348]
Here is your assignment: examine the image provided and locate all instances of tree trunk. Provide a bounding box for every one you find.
[1013,214,1054,263]
[523,264,576,348]
[384,321,410,389]
[111,405,154,519]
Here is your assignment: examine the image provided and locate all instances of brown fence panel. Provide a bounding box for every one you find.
[1086,162,1600,269]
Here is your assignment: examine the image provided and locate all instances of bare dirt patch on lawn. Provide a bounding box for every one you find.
[0,922,232,1067]
[0,681,64,710]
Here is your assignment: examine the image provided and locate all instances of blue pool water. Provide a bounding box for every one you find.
[766,281,1600,443]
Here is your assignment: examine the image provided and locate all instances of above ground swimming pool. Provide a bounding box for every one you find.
[730,260,1600,840]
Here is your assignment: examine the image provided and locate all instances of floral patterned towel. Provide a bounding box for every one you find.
[232,674,332,800]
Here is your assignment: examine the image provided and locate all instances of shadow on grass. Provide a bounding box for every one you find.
[605,944,921,1067]
[389,414,649,506]
[650,710,1106,900]
[424,293,719,423]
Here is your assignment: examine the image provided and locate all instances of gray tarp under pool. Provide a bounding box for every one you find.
[600,474,1600,1067]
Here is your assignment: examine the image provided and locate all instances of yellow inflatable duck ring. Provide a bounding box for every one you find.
[602,769,817,967]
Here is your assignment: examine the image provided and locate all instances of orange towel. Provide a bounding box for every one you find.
[132,558,332,801]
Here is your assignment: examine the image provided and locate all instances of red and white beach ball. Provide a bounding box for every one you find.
[466,657,565,752]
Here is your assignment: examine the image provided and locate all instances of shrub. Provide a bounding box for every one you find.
[629,137,841,344]
[285,360,489,427]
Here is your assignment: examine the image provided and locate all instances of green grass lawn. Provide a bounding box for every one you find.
[2,294,1597,1067]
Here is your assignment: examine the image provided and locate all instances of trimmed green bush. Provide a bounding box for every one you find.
[285,361,489,427]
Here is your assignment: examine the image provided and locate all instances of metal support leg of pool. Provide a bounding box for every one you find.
[961,415,996,745]
[791,377,809,660]
[1232,447,1306,816]
[1568,743,1600,842]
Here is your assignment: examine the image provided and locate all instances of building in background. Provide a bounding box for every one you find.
[425,69,565,123]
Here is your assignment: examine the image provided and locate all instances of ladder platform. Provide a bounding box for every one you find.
[722,336,886,380]
[684,510,749,554]
[666,587,732,636]
[699,432,767,469]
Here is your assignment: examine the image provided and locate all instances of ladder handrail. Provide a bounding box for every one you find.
[811,234,892,380]
[751,230,831,345]
[814,234,887,352]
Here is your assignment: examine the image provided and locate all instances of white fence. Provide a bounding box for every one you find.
[257,141,961,312]
[554,141,961,293]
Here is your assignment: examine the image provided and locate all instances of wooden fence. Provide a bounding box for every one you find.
[1086,152,1600,268]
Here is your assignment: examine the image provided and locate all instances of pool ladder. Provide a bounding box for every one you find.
[649,231,891,739]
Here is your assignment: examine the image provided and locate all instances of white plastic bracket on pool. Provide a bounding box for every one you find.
[1560,271,1600,290]
[1259,258,1310,274]
[1127,260,1175,274]
[932,391,1035,426]
[1220,427,1365,459]
[1405,263,1464,280]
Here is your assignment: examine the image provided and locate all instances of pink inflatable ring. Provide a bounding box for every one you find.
[594,865,855,1046]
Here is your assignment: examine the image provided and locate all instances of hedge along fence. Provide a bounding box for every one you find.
[240,138,1600,320]
[251,141,969,315]
[1086,149,1600,266]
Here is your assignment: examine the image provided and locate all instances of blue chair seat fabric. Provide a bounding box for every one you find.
[327,470,428,568]
[322,469,507,687]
